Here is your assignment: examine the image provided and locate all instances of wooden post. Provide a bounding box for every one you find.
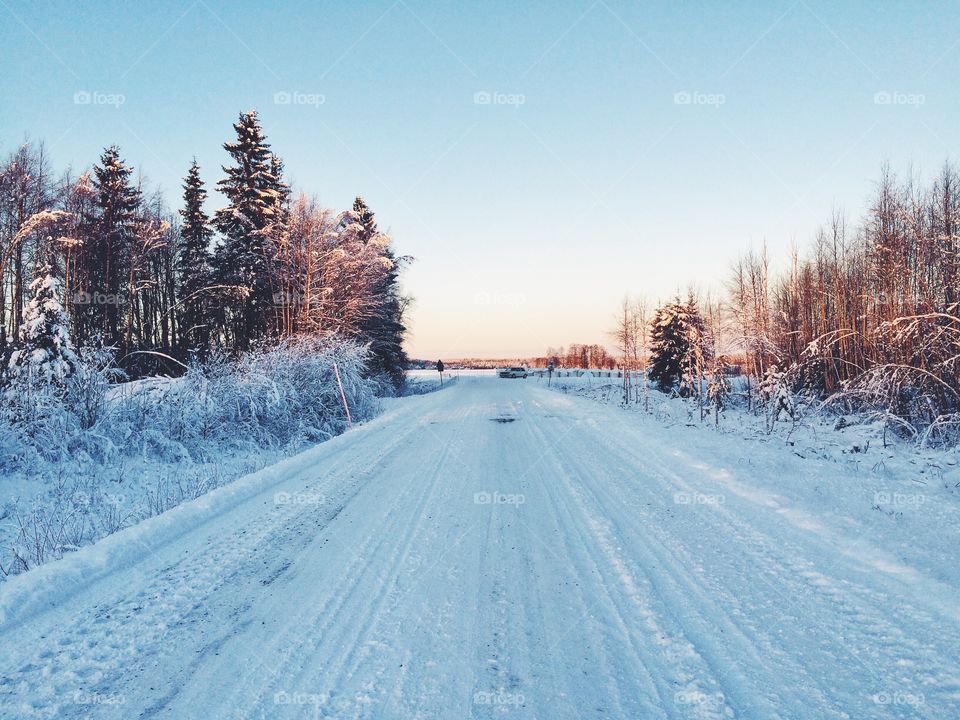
[333,362,352,429]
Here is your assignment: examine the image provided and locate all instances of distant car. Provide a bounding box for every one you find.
[498,367,528,379]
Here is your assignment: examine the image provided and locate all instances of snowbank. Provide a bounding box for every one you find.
[0,402,384,630]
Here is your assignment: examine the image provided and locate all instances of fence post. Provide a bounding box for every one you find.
[332,362,353,429]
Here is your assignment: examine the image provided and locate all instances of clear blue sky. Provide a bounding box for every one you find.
[1,0,957,358]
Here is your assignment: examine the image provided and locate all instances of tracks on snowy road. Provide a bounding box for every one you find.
[2,376,959,718]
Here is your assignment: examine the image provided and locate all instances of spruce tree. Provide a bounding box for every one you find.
[88,146,141,348]
[353,196,377,242]
[648,296,707,394]
[648,300,687,392]
[6,264,78,386]
[177,160,214,354]
[213,110,282,350]
[678,294,708,399]
[351,197,408,389]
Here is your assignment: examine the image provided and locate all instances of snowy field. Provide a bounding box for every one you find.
[1,374,958,718]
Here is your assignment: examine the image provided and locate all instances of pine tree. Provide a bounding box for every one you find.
[6,264,78,386]
[759,364,796,431]
[648,296,707,395]
[648,299,688,392]
[213,110,282,350]
[350,197,409,389]
[86,146,141,348]
[679,294,708,399]
[353,196,377,242]
[177,160,214,354]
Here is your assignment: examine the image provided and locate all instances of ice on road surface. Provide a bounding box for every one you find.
[2,376,958,719]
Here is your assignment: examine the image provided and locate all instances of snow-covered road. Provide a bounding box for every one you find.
[2,376,959,719]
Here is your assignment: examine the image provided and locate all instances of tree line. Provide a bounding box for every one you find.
[617,161,960,440]
[0,110,408,388]
[540,344,617,369]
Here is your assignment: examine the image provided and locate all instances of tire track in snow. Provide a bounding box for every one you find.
[542,426,783,719]
[300,421,458,716]
[151,410,439,719]
[0,400,438,720]
[521,406,700,719]
[588,412,960,717]
[537,388,960,718]
[517,403,659,718]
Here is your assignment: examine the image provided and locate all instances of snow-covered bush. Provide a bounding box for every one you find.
[706,358,731,426]
[105,334,378,461]
[758,364,798,433]
[1,334,378,577]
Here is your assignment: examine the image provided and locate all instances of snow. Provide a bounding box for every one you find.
[1,375,959,718]
[5,272,77,385]
[0,337,377,577]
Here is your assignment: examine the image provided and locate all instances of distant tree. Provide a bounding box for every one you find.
[353,195,377,241]
[679,293,708,400]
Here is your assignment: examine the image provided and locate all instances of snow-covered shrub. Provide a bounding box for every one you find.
[706,358,731,426]
[67,346,124,431]
[1,334,379,577]
[758,364,798,433]
[1,268,84,467]
[107,334,378,461]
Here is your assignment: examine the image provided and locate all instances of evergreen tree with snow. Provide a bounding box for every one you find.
[679,294,708,399]
[213,110,283,351]
[84,146,141,348]
[6,264,78,386]
[648,296,707,395]
[270,154,292,211]
[177,160,214,354]
[350,197,409,389]
[353,196,377,242]
[648,299,688,392]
